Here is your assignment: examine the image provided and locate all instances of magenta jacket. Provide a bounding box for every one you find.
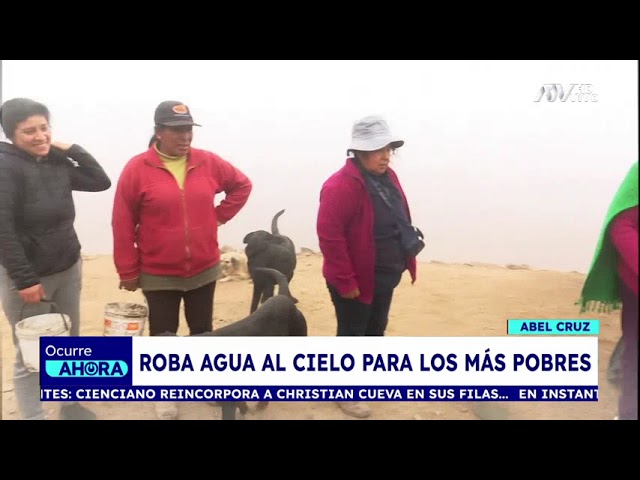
[317,159,418,304]
[610,205,638,296]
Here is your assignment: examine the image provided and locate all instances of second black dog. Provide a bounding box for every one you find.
[155,267,307,419]
[243,209,298,313]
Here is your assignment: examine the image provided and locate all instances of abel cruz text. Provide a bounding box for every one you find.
[139,349,593,373]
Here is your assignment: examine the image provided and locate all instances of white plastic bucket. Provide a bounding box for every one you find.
[15,311,71,373]
[104,302,148,336]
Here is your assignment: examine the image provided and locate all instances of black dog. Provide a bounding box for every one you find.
[270,209,296,254]
[243,209,298,314]
[155,267,307,419]
[203,267,307,338]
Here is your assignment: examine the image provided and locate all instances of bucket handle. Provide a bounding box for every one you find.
[19,299,70,333]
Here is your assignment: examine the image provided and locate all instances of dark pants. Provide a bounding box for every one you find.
[327,272,401,336]
[619,283,638,420]
[143,282,216,336]
[607,336,623,386]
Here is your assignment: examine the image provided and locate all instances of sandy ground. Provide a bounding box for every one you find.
[1,253,621,420]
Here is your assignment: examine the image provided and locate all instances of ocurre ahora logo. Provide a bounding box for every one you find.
[45,360,129,377]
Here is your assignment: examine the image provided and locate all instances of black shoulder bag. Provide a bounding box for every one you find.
[366,175,425,258]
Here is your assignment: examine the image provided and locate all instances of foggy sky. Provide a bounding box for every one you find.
[2,60,638,273]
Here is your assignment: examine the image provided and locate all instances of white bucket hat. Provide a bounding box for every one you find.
[347,115,404,155]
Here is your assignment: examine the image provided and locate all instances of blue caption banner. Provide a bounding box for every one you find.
[40,385,599,402]
[507,320,600,335]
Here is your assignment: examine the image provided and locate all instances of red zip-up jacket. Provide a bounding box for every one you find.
[112,146,252,281]
[317,159,417,304]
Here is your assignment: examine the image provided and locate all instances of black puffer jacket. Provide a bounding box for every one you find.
[0,142,111,290]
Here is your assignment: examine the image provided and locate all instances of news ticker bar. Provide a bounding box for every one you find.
[40,385,599,402]
[507,320,599,335]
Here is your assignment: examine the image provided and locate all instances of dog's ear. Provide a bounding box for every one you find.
[231,257,240,268]
[244,230,273,244]
[243,232,255,244]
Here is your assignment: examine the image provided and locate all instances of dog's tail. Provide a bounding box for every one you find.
[253,267,291,297]
[271,209,285,235]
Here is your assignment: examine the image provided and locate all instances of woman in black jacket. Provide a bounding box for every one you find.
[0,97,111,420]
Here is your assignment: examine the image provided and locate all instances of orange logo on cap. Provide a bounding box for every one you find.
[172,104,189,114]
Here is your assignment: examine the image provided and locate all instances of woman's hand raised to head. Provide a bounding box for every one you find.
[50,141,73,152]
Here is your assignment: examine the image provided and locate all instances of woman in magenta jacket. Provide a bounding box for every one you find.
[316,115,423,418]
[610,203,638,420]
[579,161,638,420]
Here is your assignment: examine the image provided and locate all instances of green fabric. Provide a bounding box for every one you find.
[578,162,639,313]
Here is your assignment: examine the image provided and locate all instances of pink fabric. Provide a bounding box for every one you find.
[610,206,639,296]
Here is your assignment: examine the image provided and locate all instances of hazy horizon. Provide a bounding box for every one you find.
[2,60,638,273]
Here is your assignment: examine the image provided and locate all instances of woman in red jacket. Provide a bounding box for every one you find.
[316,115,423,418]
[111,101,252,418]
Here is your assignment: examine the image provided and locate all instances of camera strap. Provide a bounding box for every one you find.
[365,174,424,242]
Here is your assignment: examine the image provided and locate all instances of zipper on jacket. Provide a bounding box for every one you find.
[182,165,197,273]
[182,189,191,272]
[152,162,197,274]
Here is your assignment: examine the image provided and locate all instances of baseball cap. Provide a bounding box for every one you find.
[154,101,201,127]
